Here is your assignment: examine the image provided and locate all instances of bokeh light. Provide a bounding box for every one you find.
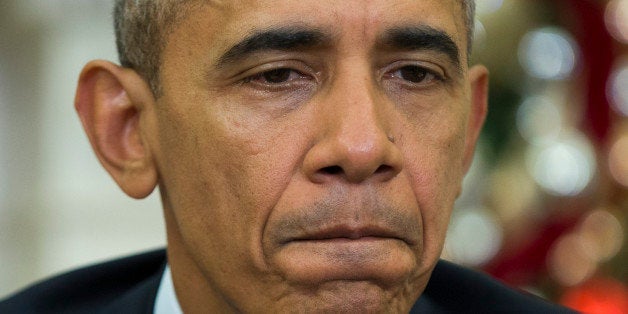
[605,0,628,43]
[548,207,624,289]
[561,278,628,314]
[517,95,563,144]
[489,159,540,224]
[607,60,628,116]
[476,0,505,15]
[473,19,487,52]
[444,207,503,267]
[578,209,624,263]
[548,233,598,287]
[518,27,579,80]
[526,131,596,196]
[608,133,628,186]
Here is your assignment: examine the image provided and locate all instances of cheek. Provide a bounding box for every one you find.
[153,95,307,269]
[399,106,467,256]
[399,96,468,200]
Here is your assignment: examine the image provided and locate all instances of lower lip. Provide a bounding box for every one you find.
[273,237,415,283]
[285,236,406,253]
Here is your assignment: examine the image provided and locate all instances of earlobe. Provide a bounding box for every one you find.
[462,65,489,174]
[75,60,158,199]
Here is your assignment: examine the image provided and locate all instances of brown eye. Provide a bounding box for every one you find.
[243,67,313,87]
[396,66,432,83]
[262,68,293,83]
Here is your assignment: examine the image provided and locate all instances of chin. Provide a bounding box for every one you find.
[265,252,425,314]
[280,280,415,314]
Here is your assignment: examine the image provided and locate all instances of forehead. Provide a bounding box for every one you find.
[159,0,468,85]
[173,0,465,48]
[201,0,463,22]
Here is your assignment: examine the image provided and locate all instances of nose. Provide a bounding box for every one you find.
[303,73,403,184]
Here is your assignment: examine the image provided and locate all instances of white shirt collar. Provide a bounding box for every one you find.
[154,265,184,314]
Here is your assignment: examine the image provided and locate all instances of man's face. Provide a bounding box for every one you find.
[144,0,485,312]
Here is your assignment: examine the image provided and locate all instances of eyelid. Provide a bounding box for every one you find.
[381,60,446,81]
[234,60,317,83]
[232,61,319,95]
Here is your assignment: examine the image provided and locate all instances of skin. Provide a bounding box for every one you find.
[75,0,488,312]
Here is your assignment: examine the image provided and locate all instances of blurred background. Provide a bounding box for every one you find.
[0,0,626,312]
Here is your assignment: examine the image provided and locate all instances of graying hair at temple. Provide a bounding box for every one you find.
[113,0,476,96]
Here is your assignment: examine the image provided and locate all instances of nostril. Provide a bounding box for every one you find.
[320,165,343,175]
[375,164,393,174]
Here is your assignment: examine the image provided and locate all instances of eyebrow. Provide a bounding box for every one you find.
[379,26,461,69]
[216,27,329,67]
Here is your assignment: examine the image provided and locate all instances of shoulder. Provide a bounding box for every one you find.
[0,249,166,314]
[412,259,579,313]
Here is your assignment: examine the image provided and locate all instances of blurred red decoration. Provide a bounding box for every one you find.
[560,277,628,314]
[561,0,615,144]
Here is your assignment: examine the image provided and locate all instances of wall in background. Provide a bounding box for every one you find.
[0,1,164,298]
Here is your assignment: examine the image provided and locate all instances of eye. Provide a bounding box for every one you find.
[389,65,441,84]
[245,68,310,85]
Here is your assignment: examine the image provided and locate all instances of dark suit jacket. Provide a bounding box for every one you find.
[0,249,577,313]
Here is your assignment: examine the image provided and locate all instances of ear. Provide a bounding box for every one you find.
[462,65,489,174]
[75,60,158,199]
